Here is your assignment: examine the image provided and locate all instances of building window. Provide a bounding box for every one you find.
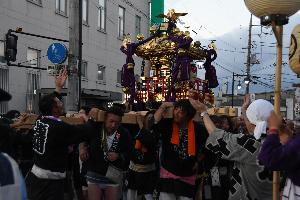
[27,48,40,68]
[27,0,42,6]
[149,2,151,23]
[118,6,125,38]
[26,48,40,113]
[135,15,141,36]
[81,60,87,78]
[97,65,106,82]
[117,70,121,84]
[0,41,5,63]
[55,0,67,15]
[97,0,106,31]
[26,72,40,113]
[0,68,9,114]
[83,0,88,24]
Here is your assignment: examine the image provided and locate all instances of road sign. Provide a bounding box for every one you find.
[47,43,68,64]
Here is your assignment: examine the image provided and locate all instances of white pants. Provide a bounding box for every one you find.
[282,178,300,200]
[127,189,153,200]
[159,192,192,200]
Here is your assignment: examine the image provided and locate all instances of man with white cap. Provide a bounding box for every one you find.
[189,95,273,200]
[245,99,275,140]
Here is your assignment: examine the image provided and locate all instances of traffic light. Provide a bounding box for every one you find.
[5,32,18,62]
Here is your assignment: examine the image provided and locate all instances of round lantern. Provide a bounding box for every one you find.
[289,24,300,75]
[244,0,300,25]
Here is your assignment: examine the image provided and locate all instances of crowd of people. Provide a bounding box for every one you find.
[0,69,299,200]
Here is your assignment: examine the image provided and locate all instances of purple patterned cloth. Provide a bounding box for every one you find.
[166,34,193,101]
[258,133,300,186]
[120,44,136,67]
[120,32,160,104]
[121,44,137,104]
[204,49,218,88]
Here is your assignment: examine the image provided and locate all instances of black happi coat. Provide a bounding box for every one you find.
[154,118,208,177]
[127,127,158,195]
[154,118,208,198]
[32,91,99,173]
[85,123,133,175]
[130,127,157,165]
[32,117,97,173]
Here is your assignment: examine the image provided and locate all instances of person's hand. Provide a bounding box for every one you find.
[88,108,99,121]
[268,111,282,131]
[160,102,173,110]
[242,94,251,111]
[55,67,68,93]
[15,113,30,124]
[107,152,119,162]
[10,113,31,128]
[79,145,89,161]
[279,126,292,144]
[189,97,207,113]
[75,113,89,122]
[188,89,199,100]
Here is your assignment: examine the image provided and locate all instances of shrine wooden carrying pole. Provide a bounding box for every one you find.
[272,22,283,200]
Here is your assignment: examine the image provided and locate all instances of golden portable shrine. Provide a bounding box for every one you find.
[120,9,218,107]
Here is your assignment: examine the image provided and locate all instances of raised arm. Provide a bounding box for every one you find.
[259,111,300,170]
[54,67,68,94]
[189,95,261,164]
[154,102,173,123]
[188,98,216,134]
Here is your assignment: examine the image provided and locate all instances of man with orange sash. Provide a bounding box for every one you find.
[153,100,208,200]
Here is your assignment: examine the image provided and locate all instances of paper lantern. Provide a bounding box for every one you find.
[289,24,300,75]
[244,0,300,25]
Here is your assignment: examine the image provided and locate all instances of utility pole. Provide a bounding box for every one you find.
[78,0,82,111]
[245,14,253,94]
[67,0,82,112]
[232,72,235,108]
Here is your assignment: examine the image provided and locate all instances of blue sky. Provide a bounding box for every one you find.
[165,0,259,38]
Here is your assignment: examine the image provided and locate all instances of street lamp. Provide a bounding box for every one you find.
[244,77,250,84]
[243,1,300,199]
[232,73,248,107]
[237,81,242,90]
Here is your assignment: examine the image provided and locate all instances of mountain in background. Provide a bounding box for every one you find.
[195,13,300,95]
